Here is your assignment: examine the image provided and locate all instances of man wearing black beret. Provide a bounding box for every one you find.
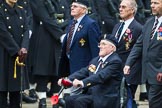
[58,35,122,108]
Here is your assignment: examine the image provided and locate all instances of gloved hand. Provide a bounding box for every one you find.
[58,78,72,88]
[157,72,162,82]
[18,48,27,62]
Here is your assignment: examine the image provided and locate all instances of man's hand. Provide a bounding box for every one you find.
[58,78,63,86]
[123,65,131,75]
[157,73,162,82]
[18,48,27,62]
[73,79,83,88]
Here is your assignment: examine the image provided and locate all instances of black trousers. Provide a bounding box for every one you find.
[49,76,61,93]
[128,84,138,99]
[65,94,93,108]
[35,75,49,92]
[149,84,162,108]
[0,91,20,108]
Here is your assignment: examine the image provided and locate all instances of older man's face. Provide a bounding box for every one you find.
[70,3,87,19]
[98,40,115,57]
[151,0,162,17]
[119,0,134,21]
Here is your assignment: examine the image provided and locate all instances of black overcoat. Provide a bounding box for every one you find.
[0,2,29,91]
[29,0,63,76]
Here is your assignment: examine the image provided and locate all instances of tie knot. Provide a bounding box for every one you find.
[121,22,125,27]
[154,19,159,26]
[99,59,103,64]
[73,20,77,24]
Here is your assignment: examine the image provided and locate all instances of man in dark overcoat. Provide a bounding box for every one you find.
[124,0,162,107]
[93,0,119,35]
[45,0,71,97]
[17,0,38,103]
[0,0,29,107]
[29,0,64,107]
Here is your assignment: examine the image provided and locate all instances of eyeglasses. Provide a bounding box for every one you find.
[119,5,127,9]
[119,5,133,9]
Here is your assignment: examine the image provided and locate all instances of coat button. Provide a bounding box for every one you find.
[21,25,24,28]
[21,34,24,37]
[102,21,105,24]
[6,17,9,20]
[40,21,43,25]
[19,17,22,19]
[4,8,7,12]
[8,26,11,29]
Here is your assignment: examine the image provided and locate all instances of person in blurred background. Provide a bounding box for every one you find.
[29,0,64,107]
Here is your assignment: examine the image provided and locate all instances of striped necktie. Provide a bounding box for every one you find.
[116,22,125,41]
[66,20,77,53]
[150,19,159,40]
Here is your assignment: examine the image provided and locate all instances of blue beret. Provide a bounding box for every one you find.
[101,34,118,47]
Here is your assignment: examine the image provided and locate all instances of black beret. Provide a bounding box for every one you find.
[100,34,118,47]
[73,0,89,7]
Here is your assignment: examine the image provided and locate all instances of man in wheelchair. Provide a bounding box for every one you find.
[58,34,123,108]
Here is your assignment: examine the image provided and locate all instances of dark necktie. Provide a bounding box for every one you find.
[66,20,77,53]
[116,22,125,41]
[97,59,103,72]
[150,19,159,40]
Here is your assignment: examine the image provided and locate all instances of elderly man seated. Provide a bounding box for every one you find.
[58,34,123,108]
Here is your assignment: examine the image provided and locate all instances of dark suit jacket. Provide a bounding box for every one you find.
[125,17,162,85]
[68,52,122,108]
[59,15,101,77]
[112,19,142,84]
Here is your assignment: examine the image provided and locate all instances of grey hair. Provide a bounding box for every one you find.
[78,3,88,14]
[129,0,137,15]
[120,0,137,15]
